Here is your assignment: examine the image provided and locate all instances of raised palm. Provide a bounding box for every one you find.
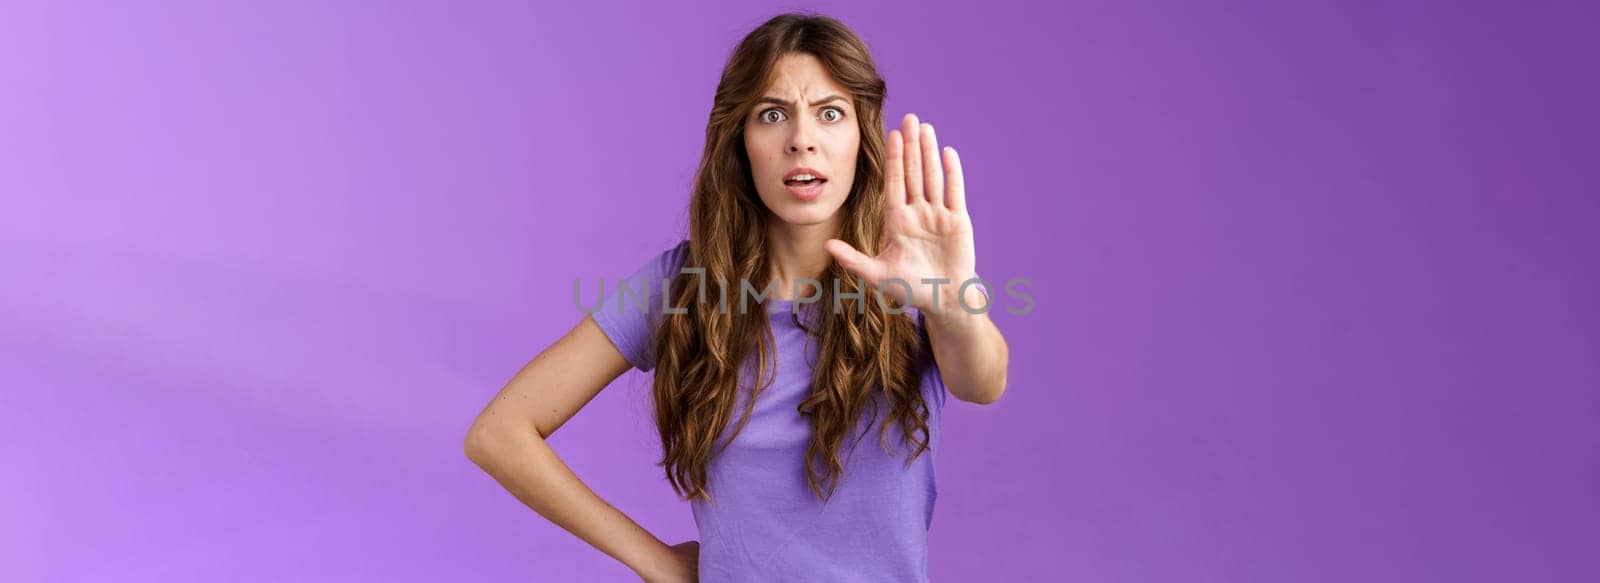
[825,113,977,313]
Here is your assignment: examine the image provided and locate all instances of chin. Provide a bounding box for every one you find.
[762,202,833,225]
[760,189,846,226]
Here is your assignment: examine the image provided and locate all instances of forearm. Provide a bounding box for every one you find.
[923,280,1009,404]
[465,426,679,579]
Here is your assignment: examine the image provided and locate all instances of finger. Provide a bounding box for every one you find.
[921,122,944,207]
[901,113,923,205]
[944,146,966,213]
[884,129,906,207]
[823,239,885,286]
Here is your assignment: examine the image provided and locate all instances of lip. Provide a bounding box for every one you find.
[783,167,828,201]
[783,167,829,182]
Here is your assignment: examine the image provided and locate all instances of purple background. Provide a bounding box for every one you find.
[3,0,1596,581]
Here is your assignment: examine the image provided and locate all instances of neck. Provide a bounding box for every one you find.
[765,213,842,301]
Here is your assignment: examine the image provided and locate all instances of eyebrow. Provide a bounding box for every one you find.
[755,94,849,108]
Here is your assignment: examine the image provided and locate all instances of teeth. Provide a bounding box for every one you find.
[789,174,816,181]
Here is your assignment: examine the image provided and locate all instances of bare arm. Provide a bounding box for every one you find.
[821,114,1009,405]
[925,280,1010,404]
[463,315,692,581]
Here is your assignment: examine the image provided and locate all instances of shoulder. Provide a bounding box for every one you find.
[645,238,692,279]
[589,238,691,372]
[611,238,690,286]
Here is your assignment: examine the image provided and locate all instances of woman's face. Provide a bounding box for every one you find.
[744,52,860,227]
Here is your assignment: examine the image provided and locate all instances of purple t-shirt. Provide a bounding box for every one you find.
[590,239,987,582]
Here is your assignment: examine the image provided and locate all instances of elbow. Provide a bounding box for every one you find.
[980,354,1010,405]
[464,415,546,468]
[962,339,1010,405]
[952,377,1007,405]
[463,426,490,466]
[972,383,1006,405]
[463,421,506,467]
[972,370,1008,405]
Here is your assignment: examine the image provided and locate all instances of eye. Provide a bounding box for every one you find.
[759,108,786,124]
[821,107,845,122]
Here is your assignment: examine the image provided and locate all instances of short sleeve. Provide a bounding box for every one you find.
[590,240,690,372]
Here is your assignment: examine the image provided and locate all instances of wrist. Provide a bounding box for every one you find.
[921,273,986,317]
[924,303,991,333]
[628,540,678,580]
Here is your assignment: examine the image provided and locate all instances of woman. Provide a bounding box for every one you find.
[466,13,1009,582]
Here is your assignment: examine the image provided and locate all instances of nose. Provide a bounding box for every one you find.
[787,120,817,154]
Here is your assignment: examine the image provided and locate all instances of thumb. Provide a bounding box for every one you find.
[824,239,882,284]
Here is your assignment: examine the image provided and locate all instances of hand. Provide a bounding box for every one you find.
[641,540,699,583]
[825,113,978,314]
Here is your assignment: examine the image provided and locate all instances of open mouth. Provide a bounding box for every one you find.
[782,168,829,200]
[783,176,827,187]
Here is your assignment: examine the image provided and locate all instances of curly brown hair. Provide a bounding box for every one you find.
[650,13,932,504]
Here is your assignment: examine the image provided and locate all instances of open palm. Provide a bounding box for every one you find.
[825,113,977,312]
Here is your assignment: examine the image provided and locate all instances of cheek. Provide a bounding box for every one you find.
[834,132,860,165]
[835,138,860,184]
[746,136,782,176]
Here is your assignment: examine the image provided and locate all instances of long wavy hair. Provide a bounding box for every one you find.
[650,13,932,503]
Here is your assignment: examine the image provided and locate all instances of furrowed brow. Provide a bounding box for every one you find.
[755,94,848,108]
